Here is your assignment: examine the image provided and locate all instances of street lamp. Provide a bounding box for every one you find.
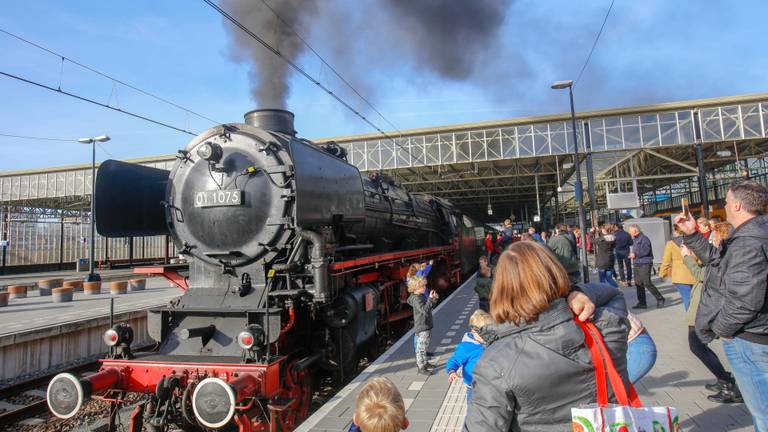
[78,135,110,282]
[551,80,589,283]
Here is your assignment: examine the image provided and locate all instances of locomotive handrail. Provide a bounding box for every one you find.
[330,245,455,272]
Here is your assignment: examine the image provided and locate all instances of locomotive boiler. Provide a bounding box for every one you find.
[47,109,481,431]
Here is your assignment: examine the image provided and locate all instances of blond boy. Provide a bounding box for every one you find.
[350,377,409,432]
[445,310,494,404]
[407,275,438,375]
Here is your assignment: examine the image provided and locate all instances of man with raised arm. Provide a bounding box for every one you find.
[674,180,768,431]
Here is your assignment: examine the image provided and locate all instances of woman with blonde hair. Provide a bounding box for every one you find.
[659,225,697,310]
[464,241,630,431]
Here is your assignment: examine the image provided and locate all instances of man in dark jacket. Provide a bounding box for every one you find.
[613,224,634,286]
[675,180,768,430]
[475,266,493,313]
[566,224,579,255]
[547,224,580,283]
[463,283,629,431]
[628,224,665,308]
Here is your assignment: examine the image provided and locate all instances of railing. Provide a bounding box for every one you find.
[643,172,768,215]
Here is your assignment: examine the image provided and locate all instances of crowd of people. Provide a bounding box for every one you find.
[346,179,768,432]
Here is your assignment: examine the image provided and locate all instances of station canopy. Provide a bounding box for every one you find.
[2,93,768,226]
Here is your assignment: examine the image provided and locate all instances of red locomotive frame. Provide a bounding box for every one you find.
[84,244,461,431]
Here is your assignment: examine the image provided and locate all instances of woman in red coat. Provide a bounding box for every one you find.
[484,232,494,260]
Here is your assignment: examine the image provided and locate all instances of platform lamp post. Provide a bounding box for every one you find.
[551,80,589,283]
[78,135,110,282]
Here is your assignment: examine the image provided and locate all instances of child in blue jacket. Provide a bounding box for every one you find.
[445,310,494,404]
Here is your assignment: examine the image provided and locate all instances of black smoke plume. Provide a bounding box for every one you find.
[379,0,514,80]
[218,0,515,109]
[220,0,319,109]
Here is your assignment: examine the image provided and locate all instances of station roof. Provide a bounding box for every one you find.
[2,92,768,223]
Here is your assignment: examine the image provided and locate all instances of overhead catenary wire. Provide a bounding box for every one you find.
[0,70,196,136]
[0,133,117,158]
[0,133,75,142]
[96,142,116,159]
[203,0,427,167]
[0,27,222,125]
[574,0,616,85]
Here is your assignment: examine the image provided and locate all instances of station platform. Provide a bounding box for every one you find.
[0,277,180,337]
[0,276,181,382]
[298,276,754,432]
[0,268,141,289]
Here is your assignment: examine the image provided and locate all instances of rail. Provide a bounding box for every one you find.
[0,361,100,426]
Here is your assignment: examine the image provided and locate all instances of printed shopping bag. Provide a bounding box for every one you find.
[572,405,680,432]
[570,319,680,432]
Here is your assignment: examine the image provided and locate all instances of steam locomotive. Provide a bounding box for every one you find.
[47,110,483,431]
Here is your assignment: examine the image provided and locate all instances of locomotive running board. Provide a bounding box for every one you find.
[134,263,189,290]
[330,245,455,272]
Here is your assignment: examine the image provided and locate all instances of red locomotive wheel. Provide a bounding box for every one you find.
[270,363,312,431]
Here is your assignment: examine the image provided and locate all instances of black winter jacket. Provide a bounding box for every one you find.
[613,229,633,255]
[463,283,629,431]
[407,293,437,333]
[685,215,768,344]
[594,233,616,269]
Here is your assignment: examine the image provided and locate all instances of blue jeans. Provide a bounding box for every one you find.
[627,332,657,384]
[673,283,692,311]
[722,338,768,432]
[598,268,619,288]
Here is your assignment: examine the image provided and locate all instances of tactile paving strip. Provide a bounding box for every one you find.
[429,378,468,432]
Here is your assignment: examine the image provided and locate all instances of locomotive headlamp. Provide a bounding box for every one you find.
[197,141,223,163]
[192,374,260,429]
[237,325,265,350]
[192,377,236,429]
[47,373,85,419]
[103,329,119,347]
[237,331,254,349]
[48,368,122,419]
[102,323,134,348]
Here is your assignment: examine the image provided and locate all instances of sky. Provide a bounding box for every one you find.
[0,0,766,171]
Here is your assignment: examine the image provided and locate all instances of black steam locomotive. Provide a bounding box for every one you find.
[47,110,482,431]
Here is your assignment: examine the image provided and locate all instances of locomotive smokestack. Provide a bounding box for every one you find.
[244,109,295,136]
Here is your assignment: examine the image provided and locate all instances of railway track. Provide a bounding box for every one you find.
[0,361,100,428]
[0,344,156,430]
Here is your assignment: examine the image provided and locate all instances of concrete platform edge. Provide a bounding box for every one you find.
[0,309,150,348]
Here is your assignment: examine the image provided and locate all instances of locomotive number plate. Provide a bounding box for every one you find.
[194,189,243,207]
